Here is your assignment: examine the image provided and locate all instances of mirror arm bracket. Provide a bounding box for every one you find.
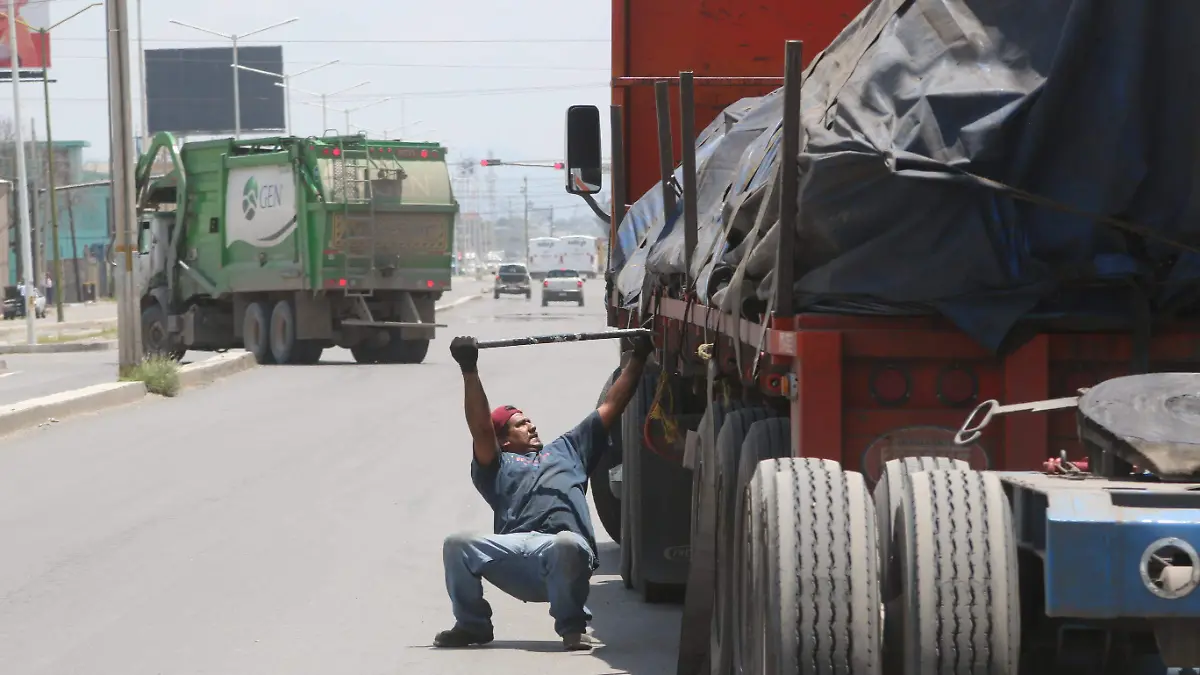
[578,193,612,224]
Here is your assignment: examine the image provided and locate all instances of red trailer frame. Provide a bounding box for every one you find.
[604,0,1200,478]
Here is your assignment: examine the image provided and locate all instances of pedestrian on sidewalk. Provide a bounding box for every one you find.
[44,273,53,305]
[437,332,652,651]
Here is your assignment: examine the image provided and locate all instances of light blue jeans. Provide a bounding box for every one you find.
[443,530,595,637]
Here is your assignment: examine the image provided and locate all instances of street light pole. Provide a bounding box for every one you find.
[169,17,298,139]
[343,97,392,135]
[38,2,102,323]
[280,80,369,134]
[233,59,338,135]
[5,0,35,343]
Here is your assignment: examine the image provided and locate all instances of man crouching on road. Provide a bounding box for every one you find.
[435,333,652,651]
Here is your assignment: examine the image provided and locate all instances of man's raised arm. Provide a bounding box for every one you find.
[596,333,654,430]
[450,336,499,466]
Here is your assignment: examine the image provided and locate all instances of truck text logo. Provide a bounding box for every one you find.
[241,176,286,221]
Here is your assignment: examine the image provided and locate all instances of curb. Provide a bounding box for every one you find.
[178,351,257,389]
[0,381,147,438]
[0,340,116,354]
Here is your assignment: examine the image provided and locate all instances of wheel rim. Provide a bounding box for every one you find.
[247,310,264,352]
[147,321,167,352]
[271,310,289,354]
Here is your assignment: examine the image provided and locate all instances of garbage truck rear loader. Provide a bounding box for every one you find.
[134,133,458,365]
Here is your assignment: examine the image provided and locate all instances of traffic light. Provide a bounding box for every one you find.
[480,159,502,166]
[553,162,564,169]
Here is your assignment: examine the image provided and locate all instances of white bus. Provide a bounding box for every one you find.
[527,237,565,279]
[559,234,601,278]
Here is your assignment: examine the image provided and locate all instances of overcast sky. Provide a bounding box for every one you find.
[1,0,612,220]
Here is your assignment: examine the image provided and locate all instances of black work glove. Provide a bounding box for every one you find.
[625,332,653,360]
[449,336,479,373]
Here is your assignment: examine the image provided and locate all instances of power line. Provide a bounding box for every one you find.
[54,37,609,45]
[2,82,609,103]
[47,54,610,71]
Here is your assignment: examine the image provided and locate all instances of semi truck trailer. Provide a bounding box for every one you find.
[563,1,1200,673]
[133,132,458,365]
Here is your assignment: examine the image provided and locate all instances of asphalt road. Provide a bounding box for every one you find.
[0,278,682,675]
[0,279,493,408]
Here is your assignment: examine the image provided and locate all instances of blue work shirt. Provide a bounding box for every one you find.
[471,410,608,566]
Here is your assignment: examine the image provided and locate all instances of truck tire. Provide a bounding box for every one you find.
[243,301,274,365]
[141,303,184,361]
[590,369,623,543]
[874,457,969,672]
[761,458,882,675]
[711,415,789,675]
[382,337,430,364]
[294,342,324,365]
[734,458,784,675]
[875,458,971,601]
[895,470,1019,675]
[269,300,299,364]
[350,344,381,364]
[619,365,657,591]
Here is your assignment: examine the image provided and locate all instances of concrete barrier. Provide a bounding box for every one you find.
[178,351,257,389]
[0,381,147,437]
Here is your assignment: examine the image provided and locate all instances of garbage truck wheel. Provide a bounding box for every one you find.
[382,336,429,364]
[269,300,299,364]
[141,303,182,361]
[243,301,274,365]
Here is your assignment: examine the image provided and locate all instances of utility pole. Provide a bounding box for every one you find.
[38,2,102,321]
[7,0,36,344]
[108,0,143,370]
[522,177,529,264]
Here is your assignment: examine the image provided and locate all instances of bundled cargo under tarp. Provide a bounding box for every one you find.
[613,0,1200,352]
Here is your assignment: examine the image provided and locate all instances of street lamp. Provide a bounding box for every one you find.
[233,59,338,135]
[4,0,35,343]
[33,2,102,323]
[279,80,369,134]
[168,17,299,138]
[318,97,394,136]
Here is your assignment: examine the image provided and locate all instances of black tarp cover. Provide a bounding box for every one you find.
[611,0,1200,351]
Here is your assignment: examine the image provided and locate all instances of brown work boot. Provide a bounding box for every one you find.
[433,626,494,648]
[562,632,601,651]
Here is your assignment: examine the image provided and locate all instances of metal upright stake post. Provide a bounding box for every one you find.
[231,35,240,138]
[774,40,804,319]
[654,80,676,224]
[678,71,698,287]
[7,0,35,344]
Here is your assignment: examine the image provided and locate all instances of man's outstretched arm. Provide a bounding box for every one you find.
[450,336,499,466]
[596,333,654,431]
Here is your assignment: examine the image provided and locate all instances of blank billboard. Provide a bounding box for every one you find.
[146,46,286,135]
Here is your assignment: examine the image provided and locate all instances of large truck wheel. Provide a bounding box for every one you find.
[242,301,274,365]
[620,364,696,602]
[895,470,1019,675]
[269,300,299,364]
[141,303,184,361]
[757,458,882,674]
[294,342,324,365]
[589,368,623,543]
[711,415,789,674]
[677,402,771,674]
[874,455,970,669]
[734,458,785,675]
[350,345,381,364]
[382,336,430,364]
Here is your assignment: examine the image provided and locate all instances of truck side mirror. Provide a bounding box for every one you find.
[564,105,603,195]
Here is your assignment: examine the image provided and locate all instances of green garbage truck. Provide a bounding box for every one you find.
[132,132,459,365]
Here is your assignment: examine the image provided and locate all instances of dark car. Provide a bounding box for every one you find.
[494,263,532,299]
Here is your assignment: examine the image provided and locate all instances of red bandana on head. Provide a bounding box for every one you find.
[491,405,522,438]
